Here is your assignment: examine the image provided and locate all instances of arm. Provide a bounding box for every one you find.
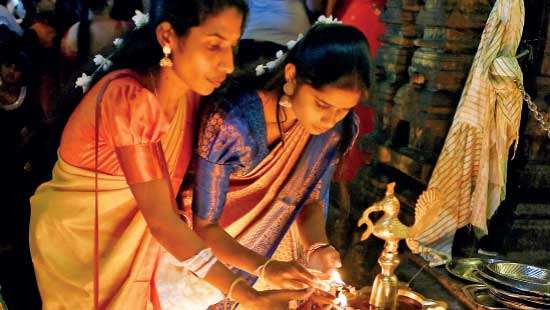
[130,177,313,307]
[295,163,342,273]
[125,153,260,303]
[295,200,330,251]
[194,219,267,274]
[325,0,339,16]
[192,109,317,289]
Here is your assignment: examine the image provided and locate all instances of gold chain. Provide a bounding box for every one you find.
[516,82,550,139]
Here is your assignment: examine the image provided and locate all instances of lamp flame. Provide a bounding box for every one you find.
[330,270,348,308]
[330,270,345,285]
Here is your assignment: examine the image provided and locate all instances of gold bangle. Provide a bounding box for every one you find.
[306,242,332,265]
[227,277,246,301]
[257,258,274,281]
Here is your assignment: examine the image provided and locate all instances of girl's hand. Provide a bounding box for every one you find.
[308,245,342,273]
[264,260,319,289]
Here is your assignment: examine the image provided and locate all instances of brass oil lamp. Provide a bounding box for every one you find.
[357,183,448,310]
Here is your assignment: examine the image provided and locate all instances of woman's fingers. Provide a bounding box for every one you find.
[280,279,310,290]
[291,261,318,284]
[310,290,336,305]
[271,288,314,301]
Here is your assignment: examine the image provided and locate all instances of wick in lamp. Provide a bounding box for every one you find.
[357,182,448,310]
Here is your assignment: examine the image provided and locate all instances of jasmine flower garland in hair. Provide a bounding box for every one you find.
[75,10,149,93]
[315,15,341,25]
[254,15,342,76]
[75,73,92,93]
[132,10,149,29]
[93,55,113,71]
[113,38,123,48]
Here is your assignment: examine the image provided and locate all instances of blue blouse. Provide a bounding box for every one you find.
[192,89,355,224]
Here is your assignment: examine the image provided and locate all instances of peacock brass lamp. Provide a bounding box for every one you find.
[357,182,448,310]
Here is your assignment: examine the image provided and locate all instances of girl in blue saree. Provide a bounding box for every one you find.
[155,21,372,309]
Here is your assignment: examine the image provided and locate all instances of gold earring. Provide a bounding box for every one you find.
[283,81,295,96]
[160,45,173,67]
[279,95,292,108]
[279,81,295,107]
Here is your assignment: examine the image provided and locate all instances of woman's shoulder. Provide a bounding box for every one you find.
[95,69,147,92]
[202,88,262,124]
[83,69,156,116]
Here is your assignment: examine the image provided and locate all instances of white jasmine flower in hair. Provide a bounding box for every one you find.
[265,58,282,71]
[255,64,266,76]
[75,73,92,93]
[276,50,284,59]
[132,10,149,28]
[286,33,303,49]
[113,38,123,48]
[93,54,112,71]
[315,15,341,25]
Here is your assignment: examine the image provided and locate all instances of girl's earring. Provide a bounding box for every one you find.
[160,45,173,67]
[279,82,295,108]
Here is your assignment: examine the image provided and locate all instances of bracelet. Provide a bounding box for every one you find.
[253,258,275,281]
[166,248,218,279]
[306,242,332,264]
[227,277,247,301]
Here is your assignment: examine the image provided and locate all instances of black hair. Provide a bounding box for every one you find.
[110,0,143,20]
[261,23,372,95]
[58,0,248,118]
[226,23,372,155]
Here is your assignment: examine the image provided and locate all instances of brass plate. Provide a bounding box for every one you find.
[461,284,507,310]
[445,258,503,283]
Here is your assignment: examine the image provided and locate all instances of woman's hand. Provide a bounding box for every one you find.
[263,260,319,289]
[240,288,314,310]
[308,245,342,274]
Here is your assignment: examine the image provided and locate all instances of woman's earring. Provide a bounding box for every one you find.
[160,45,173,67]
[279,82,295,108]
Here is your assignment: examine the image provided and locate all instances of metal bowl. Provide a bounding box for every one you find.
[445,258,503,283]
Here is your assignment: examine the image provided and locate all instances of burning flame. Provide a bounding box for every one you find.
[330,270,348,308]
[330,270,345,285]
[336,292,348,308]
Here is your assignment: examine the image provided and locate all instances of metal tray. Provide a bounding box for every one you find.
[477,267,550,298]
[489,288,550,308]
[489,290,550,310]
[488,262,550,287]
[445,257,503,283]
[488,282,550,304]
[461,284,508,309]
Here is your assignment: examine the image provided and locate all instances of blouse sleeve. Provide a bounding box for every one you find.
[192,106,249,223]
[99,77,170,184]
